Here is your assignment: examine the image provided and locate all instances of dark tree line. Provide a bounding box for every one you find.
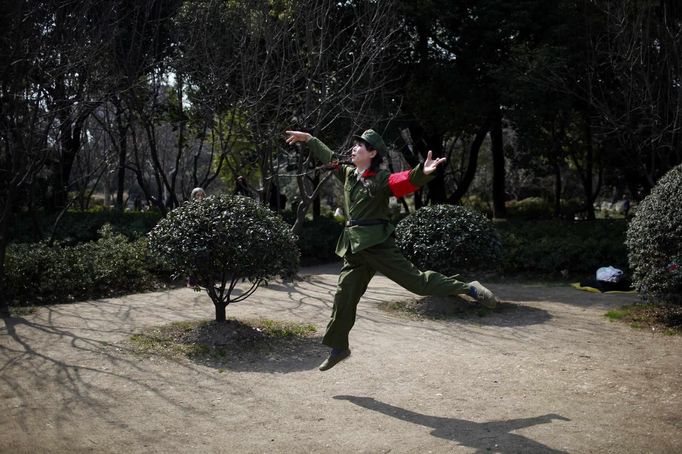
[390,0,681,220]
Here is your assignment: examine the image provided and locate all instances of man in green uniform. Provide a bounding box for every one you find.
[285,129,498,371]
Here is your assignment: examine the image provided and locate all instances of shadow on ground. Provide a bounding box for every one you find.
[186,336,327,373]
[334,395,570,454]
[379,297,553,327]
[1,314,220,440]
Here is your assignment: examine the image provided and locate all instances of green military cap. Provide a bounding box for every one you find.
[353,129,387,155]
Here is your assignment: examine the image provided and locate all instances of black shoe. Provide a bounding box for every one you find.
[319,348,351,371]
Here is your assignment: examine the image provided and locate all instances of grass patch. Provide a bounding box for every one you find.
[379,296,503,321]
[9,306,37,317]
[128,318,318,364]
[605,304,682,335]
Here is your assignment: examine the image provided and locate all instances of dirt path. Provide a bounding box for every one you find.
[1,264,681,453]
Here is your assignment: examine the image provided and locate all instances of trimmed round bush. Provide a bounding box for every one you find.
[148,195,299,321]
[626,164,682,304]
[395,204,502,275]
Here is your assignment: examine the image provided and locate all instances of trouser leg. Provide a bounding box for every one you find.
[359,237,470,296]
[322,253,375,349]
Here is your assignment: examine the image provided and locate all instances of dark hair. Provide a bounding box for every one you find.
[357,139,384,171]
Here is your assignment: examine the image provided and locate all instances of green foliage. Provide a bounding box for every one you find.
[464,197,588,220]
[148,194,299,293]
[4,225,161,306]
[296,216,344,266]
[128,318,318,363]
[395,204,502,275]
[626,164,682,305]
[505,197,553,219]
[460,195,492,217]
[277,211,344,266]
[9,210,162,244]
[605,304,682,335]
[498,220,628,274]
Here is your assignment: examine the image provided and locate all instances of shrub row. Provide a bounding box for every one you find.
[289,212,628,276]
[496,219,628,275]
[8,209,163,244]
[295,216,344,266]
[4,210,630,307]
[461,196,586,219]
[5,225,169,306]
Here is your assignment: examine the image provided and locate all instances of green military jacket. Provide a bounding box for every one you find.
[307,137,434,257]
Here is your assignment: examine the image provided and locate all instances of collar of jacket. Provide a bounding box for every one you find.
[357,168,377,178]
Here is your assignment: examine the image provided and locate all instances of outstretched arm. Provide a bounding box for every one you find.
[388,150,447,198]
[285,130,312,145]
[423,150,447,175]
[285,130,336,166]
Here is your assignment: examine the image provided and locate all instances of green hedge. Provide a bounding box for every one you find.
[281,213,343,266]
[8,209,162,244]
[497,219,628,275]
[4,209,630,308]
[5,225,168,306]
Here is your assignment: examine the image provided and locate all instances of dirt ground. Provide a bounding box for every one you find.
[1,263,681,453]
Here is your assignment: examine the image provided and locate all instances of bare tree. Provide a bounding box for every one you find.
[172,0,401,233]
[588,0,682,191]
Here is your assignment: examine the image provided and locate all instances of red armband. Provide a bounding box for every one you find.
[388,170,419,198]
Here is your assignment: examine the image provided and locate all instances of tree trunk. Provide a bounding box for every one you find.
[490,108,506,219]
[448,125,488,204]
[312,174,321,219]
[0,188,13,317]
[214,301,227,322]
[47,128,79,212]
[553,158,562,218]
[115,100,128,212]
[583,117,596,220]
[424,131,447,204]
[291,200,309,236]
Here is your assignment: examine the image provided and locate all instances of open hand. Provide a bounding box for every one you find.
[285,130,312,145]
[423,150,447,175]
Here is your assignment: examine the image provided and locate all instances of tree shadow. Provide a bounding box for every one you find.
[185,335,328,373]
[379,297,554,327]
[0,312,227,441]
[334,395,570,454]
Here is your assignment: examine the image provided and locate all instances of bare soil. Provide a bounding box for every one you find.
[1,263,681,453]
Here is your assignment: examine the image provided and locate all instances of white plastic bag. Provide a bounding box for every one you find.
[596,266,623,283]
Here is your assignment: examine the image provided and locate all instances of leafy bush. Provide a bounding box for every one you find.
[626,164,682,304]
[297,216,344,265]
[5,225,161,306]
[395,204,502,275]
[505,197,553,219]
[278,211,344,265]
[460,195,492,217]
[8,209,162,244]
[148,195,299,321]
[497,220,628,275]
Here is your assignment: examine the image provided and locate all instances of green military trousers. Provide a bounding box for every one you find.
[322,236,471,349]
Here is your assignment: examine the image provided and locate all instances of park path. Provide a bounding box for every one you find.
[1,264,681,453]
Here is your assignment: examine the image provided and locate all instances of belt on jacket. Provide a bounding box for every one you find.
[345,218,389,227]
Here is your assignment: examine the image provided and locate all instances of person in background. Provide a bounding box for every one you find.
[191,187,206,202]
